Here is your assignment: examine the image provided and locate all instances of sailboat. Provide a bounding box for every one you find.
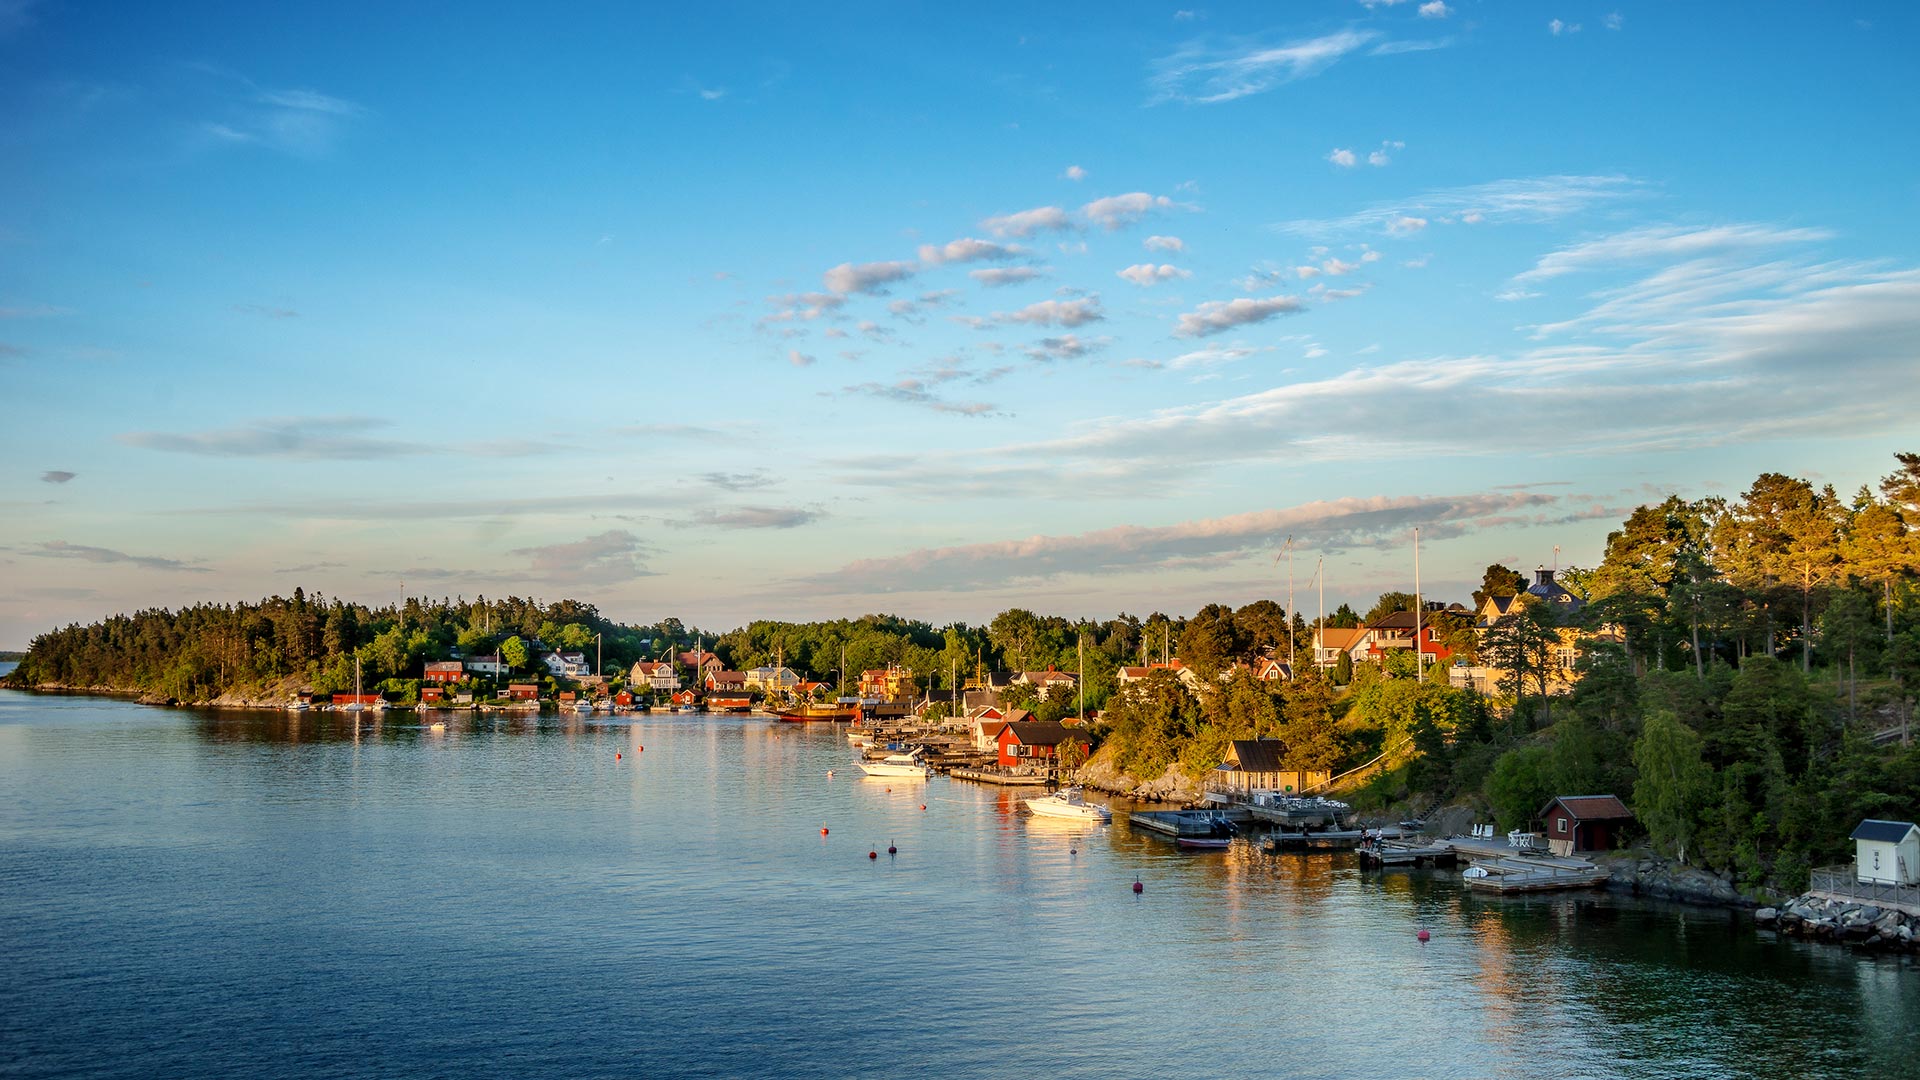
[345,655,365,713]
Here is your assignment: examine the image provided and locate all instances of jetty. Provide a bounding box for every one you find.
[1442,835,1610,893]
[949,767,1049,786]
[1357,837,1458,868]
[1128,810,1238,848]
[1264,825,1407,852]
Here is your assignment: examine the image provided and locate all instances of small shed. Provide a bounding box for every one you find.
[506,683,540,701]
[1213,739,1328,796]
[1852,819,1920,886]
[1539,795,1633,856]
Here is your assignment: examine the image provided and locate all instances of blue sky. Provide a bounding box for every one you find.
[3,1,1917,647]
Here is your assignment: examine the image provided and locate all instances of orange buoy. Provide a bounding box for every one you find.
[920,804,926,811]
[821,827,829,836]
[615,752,621,760]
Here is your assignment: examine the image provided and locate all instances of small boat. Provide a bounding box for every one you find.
[572,700,594,714]
[287,700,309,712]
[774,702,861,723]
[1025,786,1112,823]
[856,751,931,778]
[1129,810,1238,850]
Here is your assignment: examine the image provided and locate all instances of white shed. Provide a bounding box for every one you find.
[1851,819,1920,886]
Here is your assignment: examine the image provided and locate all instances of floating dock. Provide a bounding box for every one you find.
[1357,839,1459,868]
[1264,825,1407,852]
[1128,810,1238,848]
[1438,836,1610,892]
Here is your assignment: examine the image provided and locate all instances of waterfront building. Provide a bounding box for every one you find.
[744,666,801,693]
[1851,820,1920,886]
[1539,795,1634,856]
[1210,739,1329,797]
[630,660,681,692]
[423,661,465,684]
[541,651,591,678]
[995,721,1090,772]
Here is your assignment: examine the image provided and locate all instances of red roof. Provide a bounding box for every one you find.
[1543,795,1633,821]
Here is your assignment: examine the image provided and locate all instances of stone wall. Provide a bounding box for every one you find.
[1755,895,1919,953]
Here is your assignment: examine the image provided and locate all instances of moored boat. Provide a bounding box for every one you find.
[1024,786,1112,823]
[774,702,861,723]
[855,751,931,778]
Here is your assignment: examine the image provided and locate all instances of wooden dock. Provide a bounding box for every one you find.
[1128,810,1238,848]
[948,767,1049,786]
[1357,839,1459,868]
[1263,826,1406,852]
[1439,836,1609,892]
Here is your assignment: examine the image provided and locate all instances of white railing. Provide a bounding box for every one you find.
[1807,866,1920,911]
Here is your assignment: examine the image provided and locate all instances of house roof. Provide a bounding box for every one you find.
[1001,721,1086,746]
[1316,627,1366,649]
[1542,795,1633,821]
[1368,611,1421,630]
[1222,739,1286,774]
[1022,670,1077,683]
[1117,666,1151,679]
[1851,819,1920,843]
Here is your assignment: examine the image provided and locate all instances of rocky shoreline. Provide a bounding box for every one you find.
[9,681,301,710]
[1755,895,1920,954]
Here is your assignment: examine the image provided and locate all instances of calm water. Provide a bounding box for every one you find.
[0,690,1913,1080]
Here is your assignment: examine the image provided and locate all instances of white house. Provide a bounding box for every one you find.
[542,651,592,678]
[1852,819,1920,886]
[744,666,802,693]
[629,660,680,692]
[465,654,508,676]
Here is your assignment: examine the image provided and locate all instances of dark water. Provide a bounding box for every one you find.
[0,691,1912,1079]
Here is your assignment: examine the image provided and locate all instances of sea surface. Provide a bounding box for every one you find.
[0,689,1913,1080]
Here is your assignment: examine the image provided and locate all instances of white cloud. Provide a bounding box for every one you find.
[789,349,815,367]
[1550,19,1581,35]
[1322,258,1361,276]
[1367,140,1403,167]
[971,266,1048,288]
[1279,174,1641,237]
[1605,12,1623,30]
[1514,224,1832,282]
[1081,192,1175,230]
[999,297,1105,327]
[23,540,211,574]
[1117,263,1192,286]
[1494,289,1541,302]
[1418,1,1450,18]
[509,530,656,585]
[983,205,1074,238]
[918,237,1024,265]
[823,260,917,294]
[843,378,997,416]
[1144,235,1185,253]
[1149,30,1379,104]
[1173,296,1305,337]
[1360,249,1382,263]
[1327,147,1358,168]
[1063,165,1088,181]
[118,417,432,460]
[1294,265,1321,279]
[1387,215,1428,236]
[1164,343,1261,370]
[1026,334,1104,361]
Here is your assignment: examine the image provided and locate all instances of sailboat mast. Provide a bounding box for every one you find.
[1285,535,1295,674]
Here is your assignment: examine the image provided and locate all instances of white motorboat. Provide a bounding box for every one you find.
[856,751,930,778]
[572,700,594,714]
[1024,786,1112,823]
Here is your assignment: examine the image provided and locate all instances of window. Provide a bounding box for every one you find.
[1556,817,1569,835]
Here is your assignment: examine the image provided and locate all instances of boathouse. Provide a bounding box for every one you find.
[996,721,1089,771]
[420,686,444,704]
[1539,795,1633,856]
[1852,820,1920,886]
[506,683,539,702]
[1210,739,1329,796]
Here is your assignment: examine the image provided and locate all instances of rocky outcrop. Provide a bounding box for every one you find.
[1075,747,1204,804]
[1756,894,1919,953]
[1599,852,1752,907]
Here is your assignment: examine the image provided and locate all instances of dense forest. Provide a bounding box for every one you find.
[8,453,1918,894]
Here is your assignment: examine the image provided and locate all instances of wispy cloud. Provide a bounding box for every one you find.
[0,302,72,319]
[1081,192,1175,230]
[918,238,1025,265]
[795,492,1564,594]
[40,470,75,484]
[982,205,1074,238]
[842,379,998,416]
[196,72,366,157]
[1278,174,1643,238]
[1514,223,1832,282]
[1144,235,1185,253]
[998,297,1104,328]
[118,417,428,460]
[971,266,1047,288]
[701,470,777,492]
[22,540,212,574]
[1149,30,1379,104]
[232,303,299,319]
[680,506,820,530]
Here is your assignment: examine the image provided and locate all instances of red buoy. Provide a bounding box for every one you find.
[1417,929,1431,943]
[868,849,878,860]
[821,827,829,836]
[637,745,643,752]
[887,843,897,855]
[615,752,621,761]
[920,804,926,811]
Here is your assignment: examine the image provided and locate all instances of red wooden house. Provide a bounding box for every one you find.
[423,661,464,684]
[419,686,445,704]
[506,683,540,702]
[332,693,383,708]
[996,721,1090,771]
[1539,795,1634,856]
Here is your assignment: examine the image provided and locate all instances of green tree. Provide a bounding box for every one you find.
[1473,564,1527,610]
[1631,710,1712,864]
[1486,745,1553,831]
[1366,591,1417,624]
[500,635,529,671]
